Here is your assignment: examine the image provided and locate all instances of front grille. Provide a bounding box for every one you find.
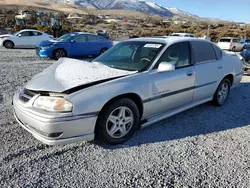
[19,88,37,103]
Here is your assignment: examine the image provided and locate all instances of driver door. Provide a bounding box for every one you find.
[147,42,195,117]
[15,31,32,47]
[70,34,89,57]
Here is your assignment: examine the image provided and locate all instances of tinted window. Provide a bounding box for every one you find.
[191,41,217,63]
[20,31,31,37]
[245,39,250,43]
[74,35,87,42]
[213,45,223,59]
[32,31,42,36]
[157,42,191,68]
[219,38,231,42]
[87,35,98,42]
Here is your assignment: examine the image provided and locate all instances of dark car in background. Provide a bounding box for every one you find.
[36,32,113,60]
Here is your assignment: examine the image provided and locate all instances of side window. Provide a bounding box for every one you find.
[87,35,98,42]
[20,31,31,37]
[213,45,223,59]
[157,42,191,68]
[190,41,217,63]
[32,31,42,36]
[74,35,87,42]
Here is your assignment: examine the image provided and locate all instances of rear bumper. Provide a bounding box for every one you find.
[13,89,97,145]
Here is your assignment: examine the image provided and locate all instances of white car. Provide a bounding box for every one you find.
[13,37,243,145]
[169,33,195,38]
[2,29,53,49]
[217,37,244,52]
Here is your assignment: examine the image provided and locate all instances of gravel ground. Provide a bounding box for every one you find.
[1,47,250,187]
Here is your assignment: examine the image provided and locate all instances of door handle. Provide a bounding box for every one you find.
[187,72,194,76]
[218,66,223,69]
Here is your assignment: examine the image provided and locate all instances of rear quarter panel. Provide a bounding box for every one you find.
[221,52,243,86]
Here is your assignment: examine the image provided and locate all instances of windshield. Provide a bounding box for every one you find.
[94,41,165,71]
[58,33,76,41]
[245,40,250,43]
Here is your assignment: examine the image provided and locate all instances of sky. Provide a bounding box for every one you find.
[154,0,250,22]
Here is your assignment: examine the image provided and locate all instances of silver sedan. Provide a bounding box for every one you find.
[13,37,243,145]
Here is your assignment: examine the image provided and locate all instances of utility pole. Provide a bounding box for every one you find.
[207,22,210,38]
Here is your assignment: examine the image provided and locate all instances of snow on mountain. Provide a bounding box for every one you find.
[51,0,200,19]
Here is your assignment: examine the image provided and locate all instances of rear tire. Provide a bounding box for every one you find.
[232,47,236,52]
[52,49,67,60]
[212,78,231,106]
[96,98,139,145]
[4,40,14,49]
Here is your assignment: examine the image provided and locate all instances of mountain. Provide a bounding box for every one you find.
[51,0,200,19]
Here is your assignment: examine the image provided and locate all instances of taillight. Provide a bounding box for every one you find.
[229,42,232,46]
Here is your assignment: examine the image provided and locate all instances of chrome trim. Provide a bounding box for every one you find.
[143,81,217,103]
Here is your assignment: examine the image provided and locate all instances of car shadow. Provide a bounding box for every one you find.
[101,82,250,149]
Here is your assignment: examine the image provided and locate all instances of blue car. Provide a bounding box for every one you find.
[241,38,250,49]
[36,32,113,60]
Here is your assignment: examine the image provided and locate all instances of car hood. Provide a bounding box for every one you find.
[25,58,135,93]
[39,39,63,47]
[0,34,11,39]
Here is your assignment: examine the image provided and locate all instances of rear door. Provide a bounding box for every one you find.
[86,35,105,55]
[30,31,44,46]
[191,41,224,101]
[233,38,243,51]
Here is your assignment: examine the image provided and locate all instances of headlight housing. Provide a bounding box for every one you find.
[33,96,73,113]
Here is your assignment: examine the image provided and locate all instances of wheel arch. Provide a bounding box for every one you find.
[52,48,67,58]
[3,40,15,47]
[94,93,144,136]
[99,93,144,119]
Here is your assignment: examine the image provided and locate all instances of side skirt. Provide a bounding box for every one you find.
[141,97,213,129]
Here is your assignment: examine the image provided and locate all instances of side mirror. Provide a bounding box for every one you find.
[157,63,175,73]
[70,39,76,43]
[17,34,21,37]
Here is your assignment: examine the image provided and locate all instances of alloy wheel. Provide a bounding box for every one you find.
[106,106,134,139]
[217,82,229,104]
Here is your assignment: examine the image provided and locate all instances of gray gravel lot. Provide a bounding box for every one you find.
[1,47,250,187]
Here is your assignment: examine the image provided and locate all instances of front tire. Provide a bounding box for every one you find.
[96,98,140,145]
[212,78,231,106]
[4,40,14,49]
[53,49,67,60]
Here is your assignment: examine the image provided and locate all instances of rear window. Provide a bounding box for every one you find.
[191,41,217,63]
[213,45,223,59]
[219,38,231,42]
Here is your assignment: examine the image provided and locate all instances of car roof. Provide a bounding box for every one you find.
[72,32,99,36]
[220,37,239,39]
[171,33,194,35]
[126,36,212,45]
[19,29,43,32]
